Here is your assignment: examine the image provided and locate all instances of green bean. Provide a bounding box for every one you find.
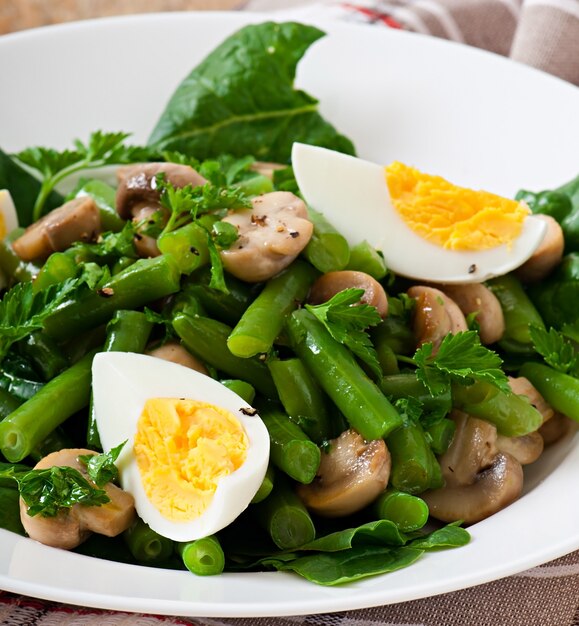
[0,486,25,535]
[0,229,41,283]
[302,207,350,273]
[372,489,429,532]
[111,256,136,275]
[519,362,579,423]
[184,268,259,326]
[287,309,402,440]
[87,310,153,449]
[252,473,316,550]
[228,261,317,358]
[0,387,23,420]
[258,403,321,484]
[16,331,69,381]
[219,379,256,405]
[371,317,416,356]
[251,464,275,504]
[380,374,452,419]
[76,179,125,232]
[346,240,387,280]
[425,418,456,455]
[452,380,543,436]
[267,358,333,444]
[487,274,545,353]
[374,342,399,376]
[387,419,443,494]
[0,350,95,462]
[168,284,206,319]
[43,255,181,341]
[178,536,225,576]
[157,222,210,274]
[123,519,174,564]
[172,313,277,399]
[32,252,78,291]
[235,174,274,196]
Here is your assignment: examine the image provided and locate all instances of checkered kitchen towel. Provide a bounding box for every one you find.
[1,1,579,625]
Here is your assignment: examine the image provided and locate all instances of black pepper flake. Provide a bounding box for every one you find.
[289,230,300,239]
[240,407,258,416]
[251,214,267,227]
[190,247,200,256]
[468,264,477,274]
[98,287,115,298]
[134,233,143,241]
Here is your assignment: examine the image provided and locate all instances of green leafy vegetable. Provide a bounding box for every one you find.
[15,131,154,221]
[530,325,579,376]
[413,331,510,396]
[0,465,110,517]
[148,22,355,162]
[305,288,382,378]
[0,279,80,363]
[78,441,127,488]
[408,521,470,551]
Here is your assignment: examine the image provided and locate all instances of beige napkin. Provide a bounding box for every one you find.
[1,1,579,625]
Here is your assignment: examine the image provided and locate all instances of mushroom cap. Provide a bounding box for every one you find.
[296,429,390,517]
[147,341,208,375]
[116,162,207,219]
[12,197,100,262]
[496,431,544,465]
[515,215,564,283]
[309,270,389,318]
[437,282,505,345]
[407,285,468,351]
[19,448,136,550]
[220,191,314,283]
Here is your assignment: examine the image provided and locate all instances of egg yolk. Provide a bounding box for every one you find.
[133,398,248,522]
[385,162,530,251]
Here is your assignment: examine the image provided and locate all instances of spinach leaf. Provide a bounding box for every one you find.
[148,22,355,163]
[0,147,63,227]
[299,519,407,551]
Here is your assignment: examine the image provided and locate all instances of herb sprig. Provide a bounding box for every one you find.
[530,325,579,376]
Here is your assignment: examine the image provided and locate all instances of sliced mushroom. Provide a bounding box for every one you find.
[296,429,390,517]
[422,411,524,524]
[131,205,162,258]
[12,197,100,262]
[515,215,564,283]
[539,412,573,446]
[220,191,314,282]
[308,270,389,318]
[250,161,286,180]
[437,283,505,344]
[407,285,468,350]
[147,341,208,375]
[509,376,554,424]
[116,162,207,219]
[19,448,136,550]
[496,431,544,465]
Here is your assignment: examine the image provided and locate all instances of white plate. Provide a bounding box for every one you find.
[1,11,579,618]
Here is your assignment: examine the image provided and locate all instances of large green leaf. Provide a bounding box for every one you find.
[148,22,355,162]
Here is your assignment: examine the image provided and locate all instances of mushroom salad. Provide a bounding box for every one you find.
[0,21,578,586]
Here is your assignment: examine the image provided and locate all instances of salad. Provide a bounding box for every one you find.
[0,21,578,587]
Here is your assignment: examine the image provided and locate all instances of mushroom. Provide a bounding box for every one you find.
[496,431,544,465]
[12,197,100,262]
[407,285,468,350]
[147,341,208,375]
[422,411,524,524]
[296,429,390,517]
[19,448,136,550]
[308,270,389,318]
[131,205,163,258]
[539,412,573,446]
[250,161,286,180]
[437,282,505,344]
[115,162,207,219]
[515,215,564,283]
[509,376,554,424]
[220,191,314,282]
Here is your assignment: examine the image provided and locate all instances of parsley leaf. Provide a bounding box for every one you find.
[78,441,126,488]
[0,279,80,363]
[0,465,110,518]
[530,325,579,376]
[306,288,383,379]
[413,331,510,396]
[16,131,153,221]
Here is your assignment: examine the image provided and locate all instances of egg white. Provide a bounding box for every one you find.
[292,143,547,284]
[92,352,270,542]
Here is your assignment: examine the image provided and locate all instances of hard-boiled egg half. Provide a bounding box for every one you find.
[292,143,547,284]
[92,352,270,542]
[0,190,19,239]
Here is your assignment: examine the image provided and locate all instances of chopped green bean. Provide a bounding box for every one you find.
[251,464,275,504]
[302,207,350,273]
[346,240,387,280]
[219,379,256,405]
[372,489,429,532]
[178,536,225,576]
[123,519,174,564]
